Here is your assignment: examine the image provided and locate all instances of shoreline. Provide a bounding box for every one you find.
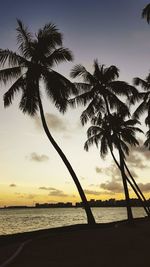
[0,217,150,267]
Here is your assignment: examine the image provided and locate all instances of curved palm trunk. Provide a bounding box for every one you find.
[37,96,95,225]
[110,149,150,216]
[118,145,133,222]
[124,161,150,214]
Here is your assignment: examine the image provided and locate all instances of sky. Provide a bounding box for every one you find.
[1,0,150,206]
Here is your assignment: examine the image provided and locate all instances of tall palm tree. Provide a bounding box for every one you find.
[142,3,150,24]
[0,20,95,225]
[70,60,138,125]
[84,112,143,222]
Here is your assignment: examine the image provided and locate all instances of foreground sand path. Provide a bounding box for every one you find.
[1,219,150,267]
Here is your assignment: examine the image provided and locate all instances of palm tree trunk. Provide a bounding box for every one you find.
[37,95,95,225]
[124,161,150,214]
[118,146,133,222]
[110,148,150,216]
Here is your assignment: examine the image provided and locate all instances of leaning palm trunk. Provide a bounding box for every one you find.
[37,94,95,225]
[110,148,150,216]
[118,145,133,222]
[124,162,150,214]
[104,98,133,221]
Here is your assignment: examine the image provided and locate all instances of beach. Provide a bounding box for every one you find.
[0,217,150,267]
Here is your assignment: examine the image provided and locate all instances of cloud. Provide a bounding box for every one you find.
[137,183,150,193]
[30,153,49,162]
[84,189,103,196]
[48,189,68,197]
[126,139,150,169]
[39,186,68,197]
[9,184,16,187]
[39,186,56,191]
[95,167,103,174]
[15,193,37,199]
[34,113,67,132]
[100,178,123,193]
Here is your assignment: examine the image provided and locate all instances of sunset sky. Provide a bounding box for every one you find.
[1,0,150,206]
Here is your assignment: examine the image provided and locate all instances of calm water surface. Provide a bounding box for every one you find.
[0,207,146,235]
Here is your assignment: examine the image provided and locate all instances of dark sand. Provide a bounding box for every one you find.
[0,218,150,267]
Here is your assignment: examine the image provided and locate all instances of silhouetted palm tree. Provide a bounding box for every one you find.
[84,112,143,222]
[70,60,138,124]
[0,20,95,224]
[133,76,150,128]
[142,3,150,23]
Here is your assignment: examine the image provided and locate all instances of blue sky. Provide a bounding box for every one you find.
[0,0,150,206]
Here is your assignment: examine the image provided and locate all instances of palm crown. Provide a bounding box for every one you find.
[70,60,138,125]
[84,113,142,159]
[0,19,76,115]
[133,76,150,127]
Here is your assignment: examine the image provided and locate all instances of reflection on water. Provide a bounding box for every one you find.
[0,207,146,235]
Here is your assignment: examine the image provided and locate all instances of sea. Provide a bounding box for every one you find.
[0,207,146,235]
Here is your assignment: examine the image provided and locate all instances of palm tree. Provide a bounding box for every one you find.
[0,20,95,225]
[133,76,150,128]
[142,3,150,24]
[70,60,138,125]
[84,112,144,222]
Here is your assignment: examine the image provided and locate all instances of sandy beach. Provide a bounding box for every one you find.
[0,217,150,267]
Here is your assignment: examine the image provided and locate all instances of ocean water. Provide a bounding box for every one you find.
[0,207,146,235]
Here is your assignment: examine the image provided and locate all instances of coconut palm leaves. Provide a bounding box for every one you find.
[70,60,138,124]
[142,3,150,24]
[133,75,150,151]
[85,112,145,221]
[1,21,75,115]
[1,20,95,225]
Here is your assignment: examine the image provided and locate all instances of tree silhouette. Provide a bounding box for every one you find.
[0,20,95,225]
[142,3,150,24]
[70,60,138,124]
[84,112,144,222]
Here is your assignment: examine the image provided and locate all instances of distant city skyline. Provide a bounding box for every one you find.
[1,0,150,206]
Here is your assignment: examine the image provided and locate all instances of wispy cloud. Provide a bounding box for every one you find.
[100,178,123,193]
[9,184,16,187]
[39,186,68,197]
[95,167,103,174]
[34,113,68,132]
[138,183,150,193]
[29,153,49,162]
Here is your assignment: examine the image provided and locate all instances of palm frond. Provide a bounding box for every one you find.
[46,47,73,66]
[133,77,150,90]
[80,97,105,125]
[70,64,96,84]
[100,136,109,157]
[133,101,147,119]
[73,82,92,93]
[103,65,119,82]
[108,92,130,116]
[42,69,75,112]
[93,60,104,81]
[84,134,101,151]
[37,23,62,53]
[142,3,150,23]
[144,130,150,149]
[0,49,27,67]
[0,67,22,84]
[68,91,93,109]
[124,118,141,126]
[86,126,101,138]
[19,91,39,116]
[16,19,34,59]
[3,76,25,107]
[109,81,139,99]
